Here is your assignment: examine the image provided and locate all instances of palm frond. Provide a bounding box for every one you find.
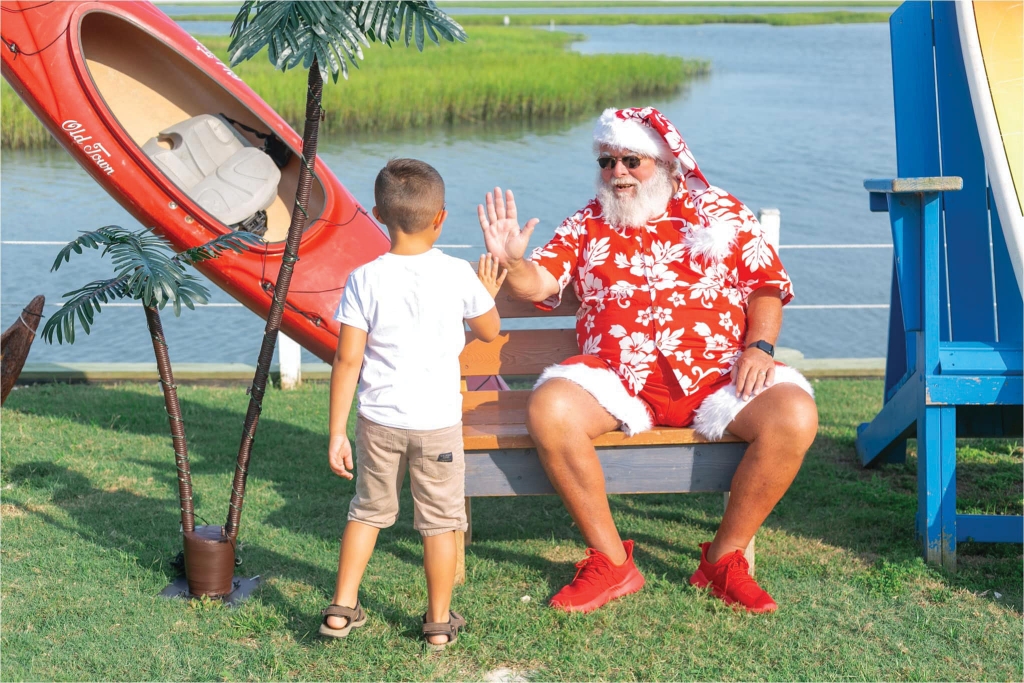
[41,276,129,345]
[229,1,465,83]
[45,225,251,345]
[104,231,186,308]
[50,225,129,272]
[229,0,368,83]
[371,1,466,48]
[176,231,264,266]
[166,276,212,317]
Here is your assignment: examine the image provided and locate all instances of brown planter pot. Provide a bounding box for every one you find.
[183,525,236,597]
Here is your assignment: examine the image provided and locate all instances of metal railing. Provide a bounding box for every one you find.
[2,209,893,386]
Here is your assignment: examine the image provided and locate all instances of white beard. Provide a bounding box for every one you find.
[596,164,675,229]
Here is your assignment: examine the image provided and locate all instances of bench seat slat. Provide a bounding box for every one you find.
[461,390,743,450]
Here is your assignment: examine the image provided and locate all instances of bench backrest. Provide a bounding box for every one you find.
[883,1,1023,394]
[460,287,580,377]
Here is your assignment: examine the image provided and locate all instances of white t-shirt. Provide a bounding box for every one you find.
[335,249,495,430]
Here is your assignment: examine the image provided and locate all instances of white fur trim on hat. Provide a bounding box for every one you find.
[535,362,654,436]
[684,222,739,263]
[593,108,675,164]
[691,365,815,441]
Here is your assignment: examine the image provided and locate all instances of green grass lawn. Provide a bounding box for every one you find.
[1,379,1020,681]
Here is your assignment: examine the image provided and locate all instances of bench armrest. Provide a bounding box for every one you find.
[864,177,963,212]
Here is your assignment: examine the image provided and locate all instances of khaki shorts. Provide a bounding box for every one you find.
[348,415,467,536]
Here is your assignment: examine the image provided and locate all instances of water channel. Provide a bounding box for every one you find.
[1,20,896,364]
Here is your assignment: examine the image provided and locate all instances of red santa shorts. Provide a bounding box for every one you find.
[534,353,814,440]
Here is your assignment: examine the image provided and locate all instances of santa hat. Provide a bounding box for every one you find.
[592,107,709,192]
[594,107,751,262]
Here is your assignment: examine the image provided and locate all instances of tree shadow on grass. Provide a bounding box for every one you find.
[3,460,436,643]
[7,386,422,557]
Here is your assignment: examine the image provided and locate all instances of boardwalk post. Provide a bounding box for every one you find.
[758,208,781,248]
[279,334,302,390]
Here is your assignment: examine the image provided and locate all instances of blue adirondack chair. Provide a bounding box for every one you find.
[855,1,1023,570]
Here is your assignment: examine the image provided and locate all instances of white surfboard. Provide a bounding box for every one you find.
[957,1,1024,292]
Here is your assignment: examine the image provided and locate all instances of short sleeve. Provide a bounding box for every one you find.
[334,270,369,331]
[460,260,496,319]
[528,208,587,311]
[732,214,794,305]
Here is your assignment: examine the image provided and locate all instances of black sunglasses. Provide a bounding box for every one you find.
[597,155,643,170]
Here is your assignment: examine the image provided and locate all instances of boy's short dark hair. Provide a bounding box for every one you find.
[374,159,445,234]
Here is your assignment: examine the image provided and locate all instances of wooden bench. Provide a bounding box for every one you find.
[454,285,753,583]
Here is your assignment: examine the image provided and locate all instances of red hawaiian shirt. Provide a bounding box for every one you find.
[530,186,794,399]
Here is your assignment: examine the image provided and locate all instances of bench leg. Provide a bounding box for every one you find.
[454,497,472,585]
[723,492,756,576]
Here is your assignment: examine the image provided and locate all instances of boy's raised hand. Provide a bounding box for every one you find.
[477,254,508,298]
[329,434,354,479]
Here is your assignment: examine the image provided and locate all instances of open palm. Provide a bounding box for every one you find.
[477,187,539,267]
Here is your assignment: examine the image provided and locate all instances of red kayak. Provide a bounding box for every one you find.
[1,0,390,363]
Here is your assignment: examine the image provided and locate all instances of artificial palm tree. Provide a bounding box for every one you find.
[223,2,466,542]
[42,226,261,596]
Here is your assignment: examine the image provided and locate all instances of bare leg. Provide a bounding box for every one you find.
[527,379,625,564]
[326,520,380,629]
[708,383,818,563]
[422,531,457,645]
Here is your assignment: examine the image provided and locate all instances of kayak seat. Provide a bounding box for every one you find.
[142,114,280,227]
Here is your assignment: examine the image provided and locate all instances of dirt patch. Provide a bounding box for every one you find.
[1,503,26,517]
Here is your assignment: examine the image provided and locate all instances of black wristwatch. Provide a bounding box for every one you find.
[747,340,775,358]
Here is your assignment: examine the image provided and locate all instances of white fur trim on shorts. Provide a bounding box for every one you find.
[534,362,653,436]
[691,365,815,441]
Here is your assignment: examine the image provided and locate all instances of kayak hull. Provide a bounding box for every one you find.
[1,1,390,363]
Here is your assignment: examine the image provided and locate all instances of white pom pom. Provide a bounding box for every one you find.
[684,223,737,263]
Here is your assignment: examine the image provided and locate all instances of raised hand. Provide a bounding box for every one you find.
[477,253,508,298]
[477,187,540,268]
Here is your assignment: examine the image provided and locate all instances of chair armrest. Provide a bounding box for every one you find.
[864,177,963,193]
[864,177,962,212]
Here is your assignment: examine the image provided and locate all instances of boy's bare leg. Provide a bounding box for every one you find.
[326,520,380,629]
[423,531,457,645]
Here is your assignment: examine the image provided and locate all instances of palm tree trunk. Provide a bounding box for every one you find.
[144,304,195,533]
[224,58,323,540]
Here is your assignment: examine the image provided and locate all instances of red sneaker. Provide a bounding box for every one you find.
[689,542,777,613]
[549,540,646,613]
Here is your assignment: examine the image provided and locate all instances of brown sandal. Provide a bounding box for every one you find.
[422,610,467,650]
[319,602,367,639]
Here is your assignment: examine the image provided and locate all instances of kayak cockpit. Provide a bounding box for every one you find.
[79,11,324,243]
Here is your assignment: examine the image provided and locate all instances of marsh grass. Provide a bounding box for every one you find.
[0,28,704,149]
[0,82,51,149]
[1,379,1020,680]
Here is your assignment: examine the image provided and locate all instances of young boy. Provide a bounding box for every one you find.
[321,158,505,648]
